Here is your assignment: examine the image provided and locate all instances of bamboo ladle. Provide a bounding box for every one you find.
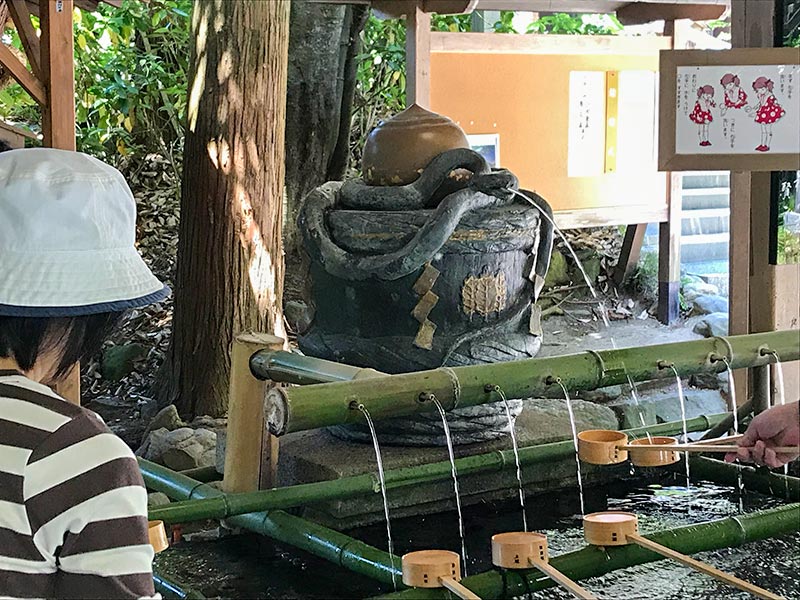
[491,532,597,599]
[583,512,785,600]
[148,520,169,553]
[401,550,480,599]
[577,430,798,467]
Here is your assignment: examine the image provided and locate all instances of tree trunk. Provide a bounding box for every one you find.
[283,1,368,253]
[160,0,290,418]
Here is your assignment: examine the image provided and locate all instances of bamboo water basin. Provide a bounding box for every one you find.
[577,430,680,467]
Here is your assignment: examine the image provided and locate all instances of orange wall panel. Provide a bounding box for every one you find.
[430,51,668,218]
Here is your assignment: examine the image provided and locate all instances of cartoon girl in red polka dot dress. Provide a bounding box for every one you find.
[720,73,747,116]
[751,76,786,152]
[689,85,715,146]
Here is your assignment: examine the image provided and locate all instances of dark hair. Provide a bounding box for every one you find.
[0,313,125,380]
[0,139,14,153]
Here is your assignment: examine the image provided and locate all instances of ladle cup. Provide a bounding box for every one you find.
[148,520,169,553]
[491,532,597,599]
[583,512,784,600]
[402,550,480,599]
[577,430,798,467]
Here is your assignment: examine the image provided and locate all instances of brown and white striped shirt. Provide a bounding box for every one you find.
[0,371,157,599]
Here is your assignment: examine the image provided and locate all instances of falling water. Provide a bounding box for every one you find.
[357,405,398,590]
[720,359,744,512]
[431,397,469,573]
[495,387,528,531]
[668,366,691,489]
[766,351,790,493]
[510,190,610,328]
[626,374,650,434]
[556,380,586,516]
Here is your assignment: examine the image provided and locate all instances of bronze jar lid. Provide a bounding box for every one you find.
[362,104,470,186]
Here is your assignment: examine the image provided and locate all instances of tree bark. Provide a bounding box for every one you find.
[160,0,290,418]
[283,1,368,252]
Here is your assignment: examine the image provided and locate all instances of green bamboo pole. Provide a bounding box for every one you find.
[153,571,205,599]
[686,456,799,501]
[250,349,384,385]
[377,503,800,599]
[139,460,402,587]
[178,465,221,483]
[265,331,799,436]
[148,414,726,525]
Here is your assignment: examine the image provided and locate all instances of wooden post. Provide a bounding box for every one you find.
[405,1,431,108]
[613,224,647,286]
[656,19,690,325]
[729,0,777,402]
[657,172,682,324]
[40,0,76,151]
[7,0,42,79]
[223,333,285,493]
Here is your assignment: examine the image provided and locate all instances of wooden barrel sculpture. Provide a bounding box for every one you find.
[297,106,554,445]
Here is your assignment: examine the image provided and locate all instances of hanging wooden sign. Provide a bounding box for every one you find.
[659,47,800,171]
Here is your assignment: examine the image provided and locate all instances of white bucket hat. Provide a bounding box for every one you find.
[0,148,169,316]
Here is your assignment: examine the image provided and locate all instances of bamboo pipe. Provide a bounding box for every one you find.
[265,331,800,436]
[147,415,726,525]
[583,512,784,600]
[139,461,402,587]
[533,561,597,600]
[153,571,205,599]
[377,503,800,600]
[682,456,799,501]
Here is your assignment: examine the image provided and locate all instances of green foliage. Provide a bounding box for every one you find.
[0,0,190,165]
[431,14,472,32]
[777,226,800,265]
[627,251,658,302]
[493,11,517,33]
[527,13,622,35]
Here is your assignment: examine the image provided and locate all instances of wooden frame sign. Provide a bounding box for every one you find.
[659,47,800,171]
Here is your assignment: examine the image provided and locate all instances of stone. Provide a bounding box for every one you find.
[191,415,227,430]
[577,385,623,403]
[514,398,618,442]
[692,312,729,338]
[544,249,570,288]
[148,492,171,508]
[689,372,724,390]
[692,294,729,315]
[215,427,227,475]
[573,253,601,286]
[682,281,719,302]
[138,426,217,471]
[285,300,313,334]
[101,343,148,381]
[142,405,185,444]
[607,388,727,429]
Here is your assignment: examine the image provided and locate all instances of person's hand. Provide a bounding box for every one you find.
[725,402,800,468]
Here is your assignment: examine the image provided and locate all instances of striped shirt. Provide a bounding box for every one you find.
[0,371,157,599]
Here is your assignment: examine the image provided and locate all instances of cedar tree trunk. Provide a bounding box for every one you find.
[160,0,290,418]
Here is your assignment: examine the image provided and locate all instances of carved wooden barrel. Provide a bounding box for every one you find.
[298,149,554,445]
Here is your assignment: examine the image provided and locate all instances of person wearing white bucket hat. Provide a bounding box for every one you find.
[0,148,167,599]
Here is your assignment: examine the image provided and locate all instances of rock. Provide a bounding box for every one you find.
[215,428,227,475]
[515,398,618,443]
[682,281,719,302]
[144,405,185,437]
[544,249,570,288]
[692,294,729,315]
[692,312,728,338]
[191,415,227,430]
[689,372,724,390]
[138,426,217,471]
[285,300,313,334]
[101,343,148,381]
[573,253,601,285]
[577,385,623,403]
[148,492,171,508]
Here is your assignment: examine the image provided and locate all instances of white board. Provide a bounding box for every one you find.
[567,71,607,177]
[675,64,800,155]
[617,70,658,173]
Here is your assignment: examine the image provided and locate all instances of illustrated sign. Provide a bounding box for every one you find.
[676,64,799,154]
[659,48,800,171]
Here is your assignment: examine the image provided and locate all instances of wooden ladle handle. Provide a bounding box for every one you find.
[627,533,785,600]
[439,577,481,600]
[532,560,598,600]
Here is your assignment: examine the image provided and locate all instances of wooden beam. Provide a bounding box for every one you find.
[406,3,431,108]
[617,2,726,25]
[7,0,41,79]
[613,223,648,286]
[657,172,682,324]
[553,204,668,230]
[431,31,672,55]
[40,0,76,150]
[0,42,45,104]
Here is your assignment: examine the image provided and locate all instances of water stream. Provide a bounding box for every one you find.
[431,397,469,573]
[720,359,744,512]
[357,405,398,590]
[766,351,790,492]
[668,366,691,489]
[495,386,527,531]
[556,380,586,516]
[510,190,610,328]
